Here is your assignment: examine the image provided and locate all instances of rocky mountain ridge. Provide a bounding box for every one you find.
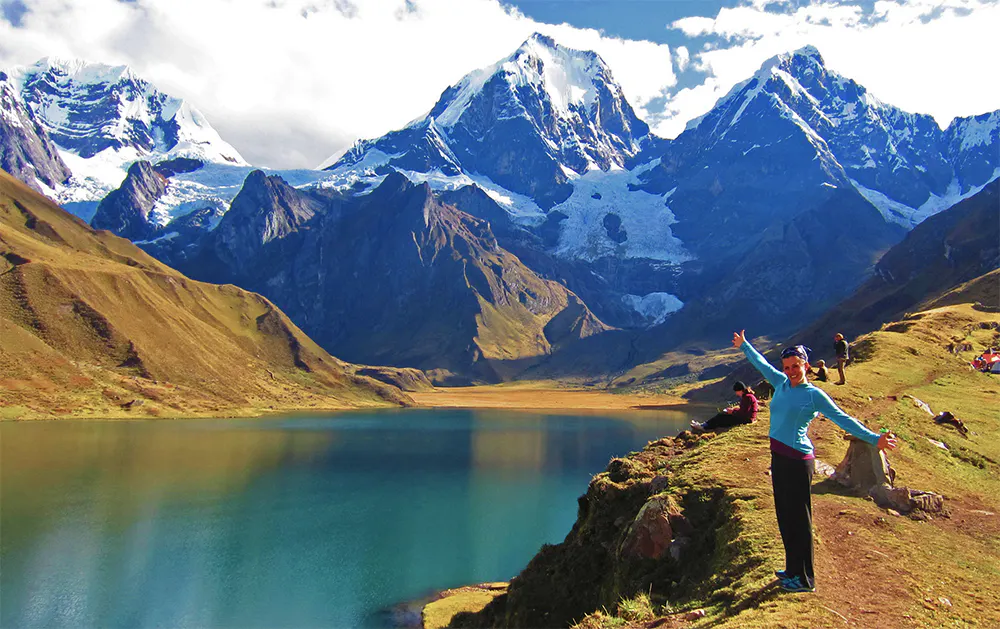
[0,71,72,193]
[161,171,609,383]
[2,40,998,382]
[648,46,998,228]
[90,160,169,241]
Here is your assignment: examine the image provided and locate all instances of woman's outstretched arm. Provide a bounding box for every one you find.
[733,330,785,387]
[811,388,899,451]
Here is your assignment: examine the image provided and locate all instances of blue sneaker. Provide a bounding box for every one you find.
[774,570,787,579]
[779,575,815,593]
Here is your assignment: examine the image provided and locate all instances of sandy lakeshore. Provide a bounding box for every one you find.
[407,383,689,411]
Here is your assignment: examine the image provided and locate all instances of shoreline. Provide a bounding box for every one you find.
[2,384,697,421]
[407,384,688,412]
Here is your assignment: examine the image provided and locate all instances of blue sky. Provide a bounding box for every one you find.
[1,0,997,168]
[504,0,736,43]
[503,0,741,91]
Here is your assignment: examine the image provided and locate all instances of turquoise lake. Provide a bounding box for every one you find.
[0,408,694,628]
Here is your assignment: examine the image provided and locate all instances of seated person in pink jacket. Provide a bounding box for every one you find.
[691,381,758,433]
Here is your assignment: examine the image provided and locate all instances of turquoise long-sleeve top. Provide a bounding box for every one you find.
[741,340,881,455]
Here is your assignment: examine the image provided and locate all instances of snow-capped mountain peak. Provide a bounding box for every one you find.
[659,44,998,231]
[31,56,138,88]
[772,45,824,72]
[501,33,602,116]
[428,33,615,131]
[9,57,246,166]
[2,56,249,209]
[327,34,650,208]
[686,46,832,134]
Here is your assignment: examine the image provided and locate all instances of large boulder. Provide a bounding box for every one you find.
[619,495,686,560]
[831,436,896,489]
[870,485,945,515]
[831,437,943,515]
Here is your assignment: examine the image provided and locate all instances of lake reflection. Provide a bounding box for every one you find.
[1,408,692,628]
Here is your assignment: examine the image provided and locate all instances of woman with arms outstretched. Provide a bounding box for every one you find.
[733,329,897,593]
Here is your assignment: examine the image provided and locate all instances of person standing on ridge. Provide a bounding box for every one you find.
[834,333,849,385]
[733,330,897,593]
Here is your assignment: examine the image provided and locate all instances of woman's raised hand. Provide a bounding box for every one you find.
[732,330,746,349]
[877,432,899,451]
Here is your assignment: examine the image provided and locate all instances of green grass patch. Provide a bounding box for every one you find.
[450,303,1000,629]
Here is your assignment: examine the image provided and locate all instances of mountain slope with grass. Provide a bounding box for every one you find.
[0,169,409,419]
[441,284,1000,628]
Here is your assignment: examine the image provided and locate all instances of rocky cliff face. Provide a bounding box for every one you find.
[635,186,905,357]
[0,72,71,192]
[873,179,999,288]
[90,161,168,241]
[452,433,731,628]
[209,169,323,271]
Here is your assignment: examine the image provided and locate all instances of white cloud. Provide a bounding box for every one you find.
[654,0,1000,138]
[674,46,690,72]
[4,0,996,166]
[0,0,677,168]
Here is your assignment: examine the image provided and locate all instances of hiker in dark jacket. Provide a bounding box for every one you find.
[691,381,758,432]
[834,333,849,384]
[733,330,897,593]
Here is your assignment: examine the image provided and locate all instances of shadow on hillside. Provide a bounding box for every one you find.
[811,477,865,498]
[707,578,784,621]
[485,327,642,383]
[483,325,739,388]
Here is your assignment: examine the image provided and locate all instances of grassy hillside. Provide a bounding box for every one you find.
[438,286,1000,628]
[0,170,410,419]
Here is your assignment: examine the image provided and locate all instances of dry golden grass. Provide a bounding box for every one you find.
[0,170,408,419]
[424,584,508,629]
[408,381,685,411]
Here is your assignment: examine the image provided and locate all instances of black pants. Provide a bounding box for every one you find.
[771,452,815,586]
[702,412,750,431]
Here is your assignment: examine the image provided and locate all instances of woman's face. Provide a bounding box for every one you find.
[782,356,809,386]
[735,389,744,397]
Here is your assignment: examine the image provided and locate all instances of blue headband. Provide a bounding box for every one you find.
[780,345,811,362]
